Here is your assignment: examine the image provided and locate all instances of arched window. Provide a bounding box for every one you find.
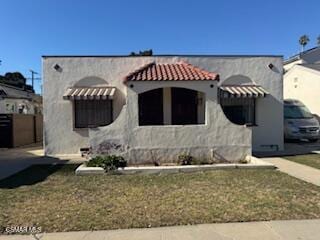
[138,87,205,126]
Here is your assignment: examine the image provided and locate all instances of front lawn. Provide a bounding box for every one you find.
[1,165,320,233]
[284,154,320,169]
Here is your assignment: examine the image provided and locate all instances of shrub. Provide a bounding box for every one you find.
[178,154,194,165]
[87,155,127,171]
[86,156,105,168]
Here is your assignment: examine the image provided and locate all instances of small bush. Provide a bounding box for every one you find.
[87,156,105,168]
[178,154,194,165]
[153,160,161,166]
[87,155,127,171]
[178,155,215,165]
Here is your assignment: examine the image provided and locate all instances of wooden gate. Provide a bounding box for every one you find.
[0,114,13,148]
[0,114,43,148]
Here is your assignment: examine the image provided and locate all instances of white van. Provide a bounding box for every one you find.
[284,99,320,142]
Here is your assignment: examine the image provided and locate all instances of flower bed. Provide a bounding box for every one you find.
[75,155,275,175]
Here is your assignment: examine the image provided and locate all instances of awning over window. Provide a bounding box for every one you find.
[63,87,116,100]
[219,85,268,98]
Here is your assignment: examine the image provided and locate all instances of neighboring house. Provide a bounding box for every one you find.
[0,83,42,114]
[284,46,320,71]
[0,83,43,148]
[284,46,320,117]
[43,55,283,163]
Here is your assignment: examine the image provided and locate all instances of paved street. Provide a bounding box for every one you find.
[0,219,319,240]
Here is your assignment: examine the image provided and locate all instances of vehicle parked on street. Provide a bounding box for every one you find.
[284,99,320,142]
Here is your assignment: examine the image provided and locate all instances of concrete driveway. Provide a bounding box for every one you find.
[254,141,320,158]
[0,144,85,180]
[284,141,320,155]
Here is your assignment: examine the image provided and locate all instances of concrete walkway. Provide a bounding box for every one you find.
[0,219,319,240]
[0,144,85,180]
[263,157,320,186]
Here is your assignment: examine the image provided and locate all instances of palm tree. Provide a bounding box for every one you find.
[299,35,310,52]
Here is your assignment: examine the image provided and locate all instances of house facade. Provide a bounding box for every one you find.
[43,55,283,163]
[284,47,320,117]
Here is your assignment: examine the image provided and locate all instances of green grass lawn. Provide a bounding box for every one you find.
[1,165,320,233]
[284,154,320,169]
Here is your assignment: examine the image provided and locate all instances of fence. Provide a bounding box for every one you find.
[0,114,43,148]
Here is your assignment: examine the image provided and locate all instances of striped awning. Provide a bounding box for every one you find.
[219,85,268,98]
[63,87,116,100]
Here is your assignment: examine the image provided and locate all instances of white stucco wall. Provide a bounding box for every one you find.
[43,55,283,159]
[90,80,252,163]
[283,59,304,71]
[284,65,320,116]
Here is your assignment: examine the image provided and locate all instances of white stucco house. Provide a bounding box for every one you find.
[284,46,320,117]
[284,46,320,71]
[43,55,283,164]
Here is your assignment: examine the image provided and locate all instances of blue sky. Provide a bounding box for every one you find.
[0,0,319,93]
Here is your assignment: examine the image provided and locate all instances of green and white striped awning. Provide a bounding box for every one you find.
[219,85,268,98]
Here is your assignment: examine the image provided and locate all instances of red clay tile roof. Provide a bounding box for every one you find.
[124,62,219,82]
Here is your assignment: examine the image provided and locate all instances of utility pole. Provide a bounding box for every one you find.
[29,69,38,89]
[27,69,42,94]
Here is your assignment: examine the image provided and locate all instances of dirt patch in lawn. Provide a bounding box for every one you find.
[284,154,320,169]
[1,165,320,233]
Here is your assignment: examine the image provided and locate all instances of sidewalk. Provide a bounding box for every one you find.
[0,219,319,240]
[263,157,320,186]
